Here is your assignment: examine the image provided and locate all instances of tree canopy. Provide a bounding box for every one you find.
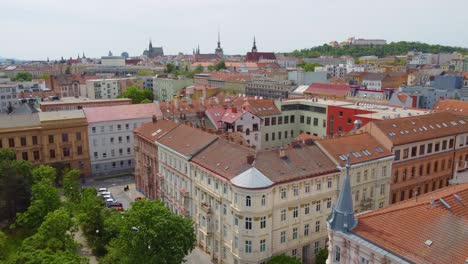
[102,199,196,264]
[291,41,468,58]
[315,248,329,264]
[267,254,302,264]
[14,72,33,81]
[297,61,321,72]
[136,69,155,76]
[0,149,33,223]
[63,169,81,203]
[118,86,154,104]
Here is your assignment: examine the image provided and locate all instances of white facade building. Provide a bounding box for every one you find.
[0,83,18,114]
[85,79,121,99]
[84,103,162,176]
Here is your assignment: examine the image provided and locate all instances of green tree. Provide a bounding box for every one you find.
[14,179,61,229]
[166,63,175,73]
[13,208,84,264]
[76,188,116,256]
[215,60,227,71]
[136,69,154,76]
[14,72,33,81]
[267,254,302,264]
[315,248,329,264]
[63,169,81,203]
[207,65,216,71]
[140,98,152,104]
[0,149,33,223]
[119,86,153,104]
[32,165,57,184]
[0,231,6,259]
[39,74,50,80]
[103,200,196,264]
[297,62,321,72]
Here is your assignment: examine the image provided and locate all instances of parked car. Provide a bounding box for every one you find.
[107,201,124,211]
[98,188,108,193]
[98,191,112,197]
[102,194,112,200]
[134,197,143,201]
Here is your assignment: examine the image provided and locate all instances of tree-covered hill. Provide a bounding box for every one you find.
[290,41,468,58]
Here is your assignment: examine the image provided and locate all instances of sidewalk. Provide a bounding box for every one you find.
[108,183,144,210]
[74,226,98,264]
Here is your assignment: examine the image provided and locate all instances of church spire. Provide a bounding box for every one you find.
[328,154,357,233]
[252,36,257,53]
[217,31,221,49]
[149,38,153,50]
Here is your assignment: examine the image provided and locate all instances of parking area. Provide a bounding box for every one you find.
[82,175,143,210]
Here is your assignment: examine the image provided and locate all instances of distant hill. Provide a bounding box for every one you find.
[290,41,468,58]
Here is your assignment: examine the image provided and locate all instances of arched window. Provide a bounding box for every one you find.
[261,195,266,206]
[246,196,251,207]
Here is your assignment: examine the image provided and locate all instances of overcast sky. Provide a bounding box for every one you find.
[2,0,467,60]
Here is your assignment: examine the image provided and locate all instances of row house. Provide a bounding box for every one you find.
[0,110,91,176]
[361,112,468,204]
[134,119,178,199]
[84,103,162,176]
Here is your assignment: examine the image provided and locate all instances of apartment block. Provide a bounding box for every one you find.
[0,110,91,176]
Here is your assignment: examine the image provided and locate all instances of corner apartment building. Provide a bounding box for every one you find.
[316,133,393,212]
[142,121,392,264]
[85,79,121,99]
[361,112,468,204]
[0,110,91,176]
[84,103,162,176]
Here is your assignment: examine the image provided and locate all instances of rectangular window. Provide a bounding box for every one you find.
[264,118,270,126]
[327,197,332,208]
[278,131,282,140]
[335,246,341,262]
[411,146,417,157]
[304,224,309,236]
[32,136,38,145]
[442,140,447,150]
[20,137,27,146]
[313,118,318,126]
[31,150,40,161]
[280,231,286,244]
[92,127,96,133]
[245,217,252,230]
[271,117,276,126]
[281,209,287,221]
[306,116,311,125]
[305,183,310,193]
[62,133,69,142]
[77,146,83,155]
[293,228,298,240]
[22,152,28,160]
[260,216,266,229]
[63,148,70,157]
[50,149,56,159]
[328,178,333,188]
[403,148,409,159]
[435,142,440,152]
[316,200,321,212]
[419,144,425,155]
[449,138,454,148]
[278,116,283,125]
[284,116,289,124]
[394,149,400,160]
[293,207,299,218]
[428,143,433,153]
[290,115,295,123]
[315,221,320,232]
[300,115,305,123]
[272,133,275,141]
[265,133,269,142]
[280,188,287,199]
[305,203,310,215]
[293,185,299,196]
[260,239,266,252]
[76,132,82,141]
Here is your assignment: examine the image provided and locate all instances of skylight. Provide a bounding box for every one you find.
[375,147,384,153]
[460,120,466,125]
[362,150,372,156]
[338,154,347,161]
[352,152,362,158]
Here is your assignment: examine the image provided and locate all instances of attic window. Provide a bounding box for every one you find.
[424,240,433,246]
[375,147,384,153]
[411,121,416,125]
[450,121,457,126]
[429,125,434,129]
[352,152,362,158]
[216,163,220,167]
[460,120,466,125]
[442,122,448,127]
[392,124,397,128]
[436,124,441,128]
[338,154,347,161]
[362,150,371,156]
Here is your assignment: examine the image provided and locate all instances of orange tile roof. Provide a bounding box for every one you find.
[232,98,281,116]
[133,119,178,142]
[84,103,162,123]
[353,184,468,264]
[365,112,468,145]
[433,99,468,118]
[157,124,218,157]
[316,133,393,166]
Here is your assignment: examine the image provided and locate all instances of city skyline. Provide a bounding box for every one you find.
[2,0,468,60]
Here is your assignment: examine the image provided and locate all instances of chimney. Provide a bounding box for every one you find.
[152,115,157,123]
[232,107,237,113]
[279,147,287,159]
[246,154,255,165]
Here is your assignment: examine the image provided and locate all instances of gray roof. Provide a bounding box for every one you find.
[328,155,358,232]
[230,168,274,189]
[0,113,40,129]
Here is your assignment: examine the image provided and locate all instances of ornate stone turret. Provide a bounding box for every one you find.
[328,154,358,232]
[215,31,224,58]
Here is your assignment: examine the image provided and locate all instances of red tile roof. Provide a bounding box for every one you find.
[134,119,178,142]
[205,107,226,129]
[363,112,468,145]
[304,83,351,97]
[353,184,468,264]
[84,103,162,123]
[316,133,393,166]
[433,99,468,118]
[232,98,281,116]
[157,124,218,157]
[245,52,276,62]
[220,108,244,124]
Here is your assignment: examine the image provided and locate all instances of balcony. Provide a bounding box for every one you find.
[180,188,189,197]
[201,202,212,214]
